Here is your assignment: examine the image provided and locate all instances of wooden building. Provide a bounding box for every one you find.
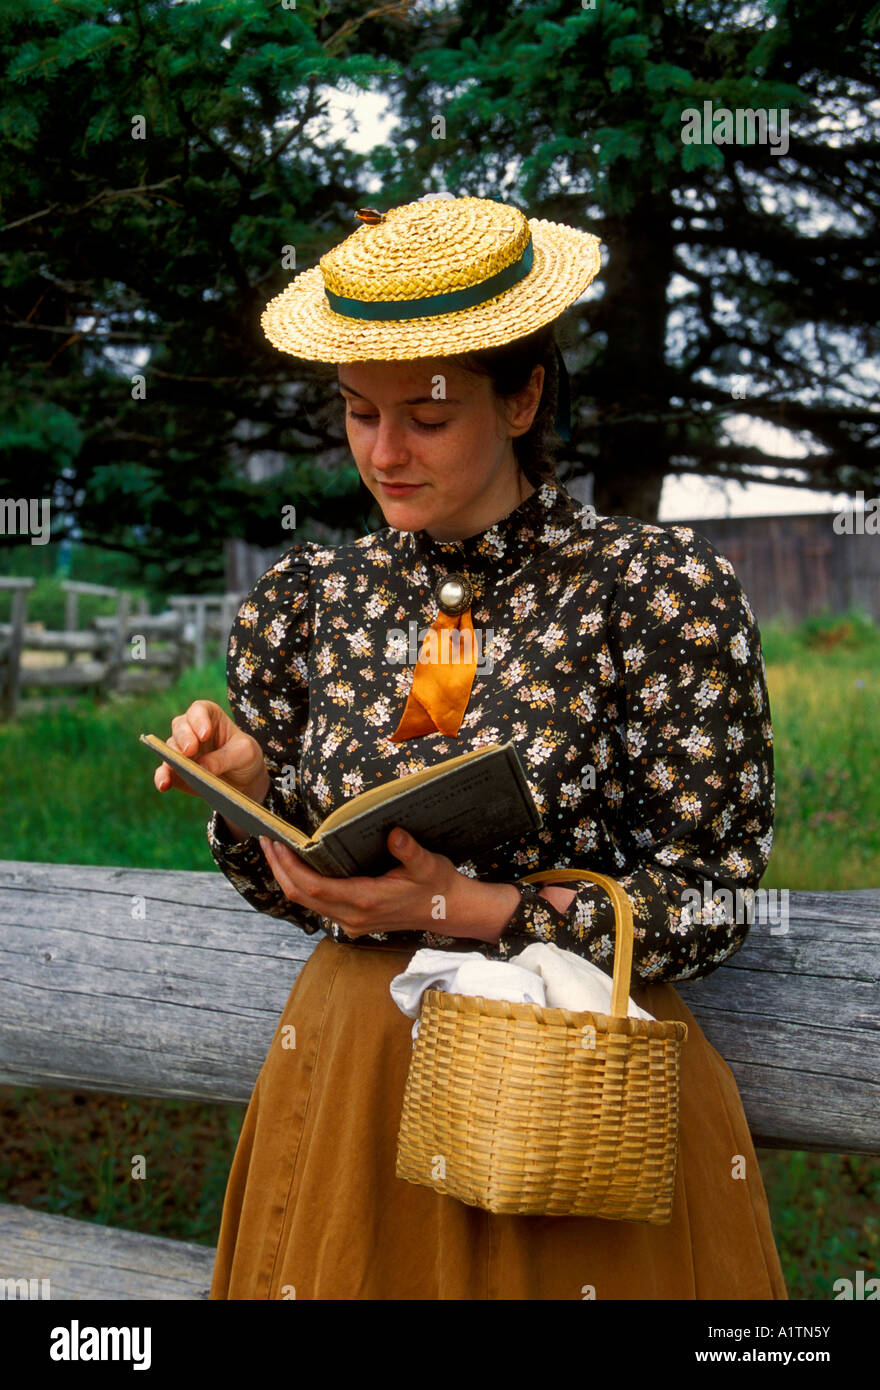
[662,511,879,627]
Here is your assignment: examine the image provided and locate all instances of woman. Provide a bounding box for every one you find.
[154,195,787,1299]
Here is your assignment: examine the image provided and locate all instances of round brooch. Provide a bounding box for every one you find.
[434,572,473,616]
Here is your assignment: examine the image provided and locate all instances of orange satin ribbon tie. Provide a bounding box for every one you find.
[391,607,478,741]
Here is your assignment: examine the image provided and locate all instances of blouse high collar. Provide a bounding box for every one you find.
[396,476,584,578]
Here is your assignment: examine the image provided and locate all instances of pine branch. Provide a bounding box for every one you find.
[0,178,182,233]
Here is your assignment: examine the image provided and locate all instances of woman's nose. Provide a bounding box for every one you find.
[370,416,409,469]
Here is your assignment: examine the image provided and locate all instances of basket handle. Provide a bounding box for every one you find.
[518,868,634,1018]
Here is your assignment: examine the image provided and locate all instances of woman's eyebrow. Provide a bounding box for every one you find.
[337,379,461,405]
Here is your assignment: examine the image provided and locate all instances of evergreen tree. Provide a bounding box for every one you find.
[0,0,415,588]
[369,0,880,518]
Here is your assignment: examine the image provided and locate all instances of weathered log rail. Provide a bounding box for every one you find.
[0,860,878,1298]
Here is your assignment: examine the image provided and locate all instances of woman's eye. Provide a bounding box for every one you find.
[347,410,446,432]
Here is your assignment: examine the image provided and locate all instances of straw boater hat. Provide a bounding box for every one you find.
[260,194,602,363]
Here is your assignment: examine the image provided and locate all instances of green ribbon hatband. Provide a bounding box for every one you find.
[325,237,534,321]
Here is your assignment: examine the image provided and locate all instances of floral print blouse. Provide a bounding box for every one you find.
[206,477,775,984]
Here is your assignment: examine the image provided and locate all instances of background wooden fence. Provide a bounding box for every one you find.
[0,581,245,722]
[661,511,880,628]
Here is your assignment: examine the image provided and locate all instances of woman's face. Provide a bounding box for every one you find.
[337,358,544,541]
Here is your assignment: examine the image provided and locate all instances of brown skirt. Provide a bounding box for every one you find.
[209,935,788,1300]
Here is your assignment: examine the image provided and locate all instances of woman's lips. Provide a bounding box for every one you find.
[378,482,424,494]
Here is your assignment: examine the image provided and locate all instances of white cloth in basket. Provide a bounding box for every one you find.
[513,942,655,1020]
[390,942,655,1042]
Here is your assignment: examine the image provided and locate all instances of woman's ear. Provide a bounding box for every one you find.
[504,364,545,438]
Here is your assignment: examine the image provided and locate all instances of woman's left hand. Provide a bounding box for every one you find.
[258,827,521,943]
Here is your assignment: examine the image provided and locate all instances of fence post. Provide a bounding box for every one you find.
[62,582,123,689]
[221,593,240,650]
[0,578,35,723]
[64,587,78,666]
[107,590,131,693]
[195,598,208,671]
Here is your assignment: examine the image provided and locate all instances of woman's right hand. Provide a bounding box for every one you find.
[153,700,270,806]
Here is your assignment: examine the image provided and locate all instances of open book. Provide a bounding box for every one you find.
[139,733,542,878]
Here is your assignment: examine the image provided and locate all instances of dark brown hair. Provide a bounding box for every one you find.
[448,321,562,489]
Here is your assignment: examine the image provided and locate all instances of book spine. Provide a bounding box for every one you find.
[505,743,544,831]
[301,837,354,878]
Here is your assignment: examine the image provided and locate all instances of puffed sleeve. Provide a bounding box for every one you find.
[492,525,775,984]
[205,542,331,936]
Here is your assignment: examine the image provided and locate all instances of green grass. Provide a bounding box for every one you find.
[0,1085,245,1248]
[0,657,229,867]
[758,610,880,890]
[755,1150,879,1300]
[1,608,878,1295]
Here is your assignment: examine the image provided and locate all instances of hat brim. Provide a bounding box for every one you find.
[260,219,602,363]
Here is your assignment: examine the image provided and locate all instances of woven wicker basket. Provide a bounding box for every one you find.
[395,869,688,1222]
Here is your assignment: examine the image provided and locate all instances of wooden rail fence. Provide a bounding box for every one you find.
[0,582,245,722]
[0,861,877,1299]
